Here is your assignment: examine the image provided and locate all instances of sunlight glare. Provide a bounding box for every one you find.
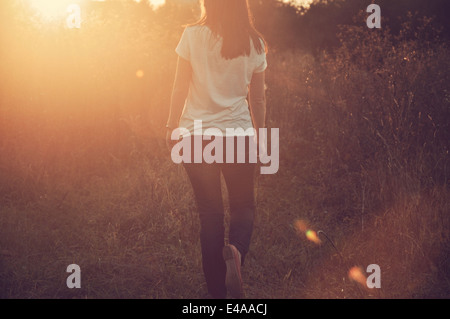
[150,0,165,8]
[29,0,74,21]
[135,0,166,8]
[283,0,314,8]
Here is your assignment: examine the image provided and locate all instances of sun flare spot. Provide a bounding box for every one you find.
[348,266,367,287]
[136,70,144,78]
[305,229,321,244]
[294,219,308,233]
[294,219,322,244]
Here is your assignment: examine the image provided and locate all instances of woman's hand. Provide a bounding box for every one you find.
[256,129,267,158]
[166,128,176,153]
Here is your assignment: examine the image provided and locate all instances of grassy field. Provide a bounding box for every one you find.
[0,1,449,299]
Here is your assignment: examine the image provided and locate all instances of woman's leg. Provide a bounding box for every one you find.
[183,161,227,298]
[221,161,256,264]
[220,137,256,299]
[221,136,257,264]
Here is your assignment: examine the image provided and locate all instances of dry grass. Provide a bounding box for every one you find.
[0,3,449,299]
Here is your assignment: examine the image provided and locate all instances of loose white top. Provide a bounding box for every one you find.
[175,25,267,136]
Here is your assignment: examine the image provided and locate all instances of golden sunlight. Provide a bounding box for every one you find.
[149,0,165,7]
[135,0,166,8]
[28,0,166,22]
[28,0,75,20]
[283,0,314,8]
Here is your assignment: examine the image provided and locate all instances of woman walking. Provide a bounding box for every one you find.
[166,0,267,299]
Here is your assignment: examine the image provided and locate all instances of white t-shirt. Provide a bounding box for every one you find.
[175,25,267,136]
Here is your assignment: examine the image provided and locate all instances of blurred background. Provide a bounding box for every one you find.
[0,0,449,298]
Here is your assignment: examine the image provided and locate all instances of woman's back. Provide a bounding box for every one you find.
[176,25,267,135]
[165,0,268,299]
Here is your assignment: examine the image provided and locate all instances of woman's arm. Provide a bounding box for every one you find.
[166,56,192,129]
[166,56,192,151]
[249,71,266,132]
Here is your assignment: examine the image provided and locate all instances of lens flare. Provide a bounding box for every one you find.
[294,219,321,244]
[136,70,144,78]
[305,229,321,244]
[348,266,367,287]
[294,219,308,233]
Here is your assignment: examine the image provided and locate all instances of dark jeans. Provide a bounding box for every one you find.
[182,136,256,298]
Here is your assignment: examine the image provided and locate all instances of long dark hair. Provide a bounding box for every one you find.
[192,0,267,60]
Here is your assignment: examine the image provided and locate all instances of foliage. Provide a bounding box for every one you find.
[0,0,448,299]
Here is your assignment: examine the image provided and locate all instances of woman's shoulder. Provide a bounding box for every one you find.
[184,24,211,39]
[181,24,212,45]
[184,24,210,34]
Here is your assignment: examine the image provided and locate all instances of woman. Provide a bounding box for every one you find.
[165,0,267,299]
